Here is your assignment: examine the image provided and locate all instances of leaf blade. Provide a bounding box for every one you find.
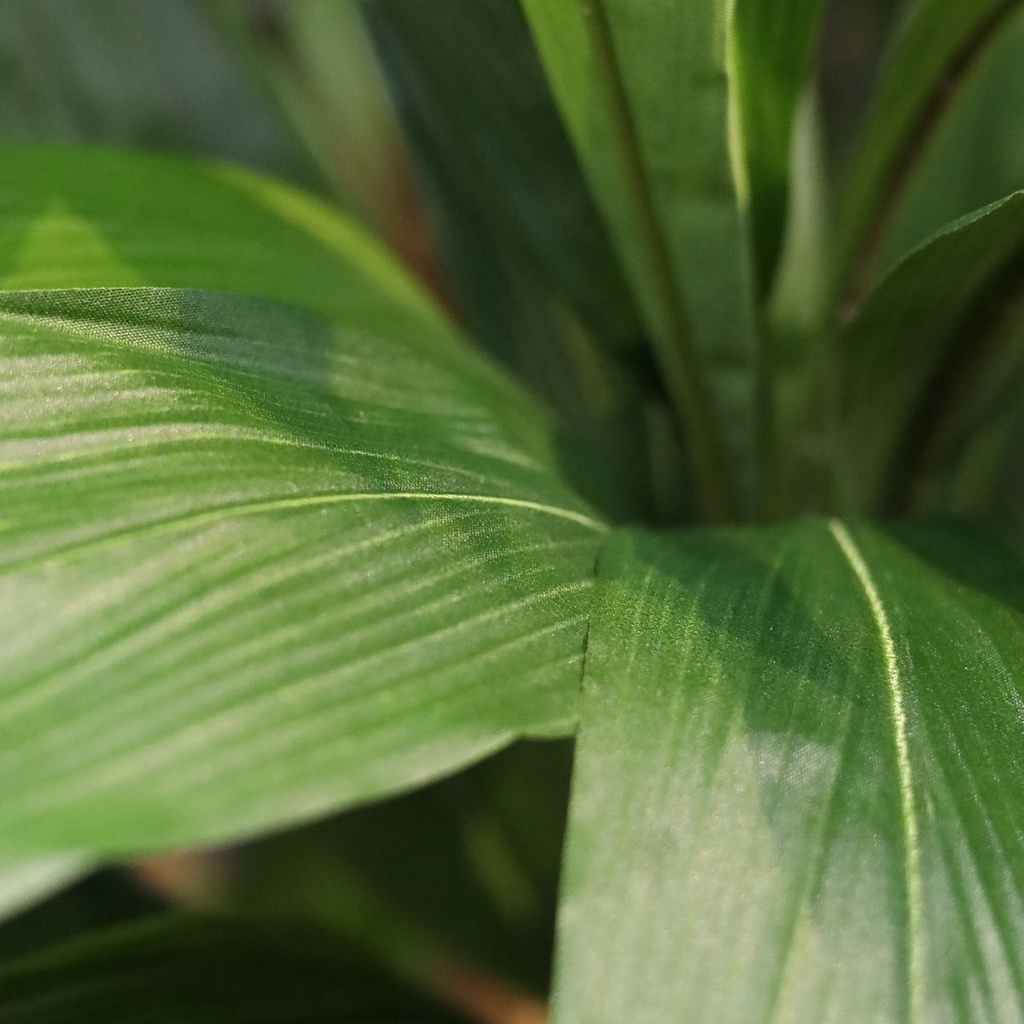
[0,916,459,1023]
[0,286,604,857]
[835,190,1024,514]
[519,0,759,516]
[553,520,1024,1023]
[832,0,1024,311]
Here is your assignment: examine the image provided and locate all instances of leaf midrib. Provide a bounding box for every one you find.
[0,490,610,576]
[828,520,924,1023]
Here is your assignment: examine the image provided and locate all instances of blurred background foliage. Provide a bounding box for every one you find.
[1,0,1023,1008]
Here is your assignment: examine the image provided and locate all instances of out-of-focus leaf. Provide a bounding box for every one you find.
[0,283,605,859]
[519,0,759,517]
[0,868,169,967]
[227,741,572,994]
[884,9,1024,265]
[363,1,663,528]
[730,0,827,291]
[0,144,450,349]
[209,0,409,235]
[832,0,1024,312]
[0,858,85,926]
[553,520,1024,1024]
[0,0,309,182]
[365,0,640,355]
[835,190,1024,514]
[0,916,459,1022]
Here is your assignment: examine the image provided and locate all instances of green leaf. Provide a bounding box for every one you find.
[554,520,1024,1024]
[0,916,458,1022]
[207,0,406,229]
[882,9,1024,267]
[730,0,826,290]
[0,286,605,858]
[519,0,759,518]
[832,0,1024,312]
[364,0,661,526]
[836,191,1024,515]
[227,741,572,994]
[0,858,85,924]
[0,0,310,182]
[365,0,640,357]
[0,144,449,345]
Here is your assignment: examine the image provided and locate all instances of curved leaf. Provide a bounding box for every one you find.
[883,10,1024,267]
[0,916,458,1023]
[837,190,1024,514]
[832,0,1024,308]
[554,520,1024,1023]
[0,287,605,858]
[0,144,451,347]
[0,857,86,925]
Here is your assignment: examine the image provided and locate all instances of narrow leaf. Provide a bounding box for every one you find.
[0,286,605,858]
[730,0,826,290]
[0,916,458,1022]
[554,521,1024,1023]
[836,191,1024,514]
[833,0,1024,312]
[365,0,640,356]
[519,0,759,516]
[882,10,1024,266]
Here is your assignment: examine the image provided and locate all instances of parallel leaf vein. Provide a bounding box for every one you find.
[828,519,924,1022]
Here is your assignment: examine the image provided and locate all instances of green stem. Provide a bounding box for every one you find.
[585,0,735,522]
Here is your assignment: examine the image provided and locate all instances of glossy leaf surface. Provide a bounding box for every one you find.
[554,521,1024,1023]
[0,286,605,857]
[0,917,458,1022]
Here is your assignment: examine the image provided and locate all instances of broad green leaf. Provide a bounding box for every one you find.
[519,0,759,517]
[832,0,1024,311]
[836,191,1024,515]
[0,858,85,925]
[554,521,1024,1024]
[0,286,606,858]
[0,144,450,348]
[0,916,458,1022]
[730,0,826,290]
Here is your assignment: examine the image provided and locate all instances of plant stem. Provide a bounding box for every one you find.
[584,0,735,522]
